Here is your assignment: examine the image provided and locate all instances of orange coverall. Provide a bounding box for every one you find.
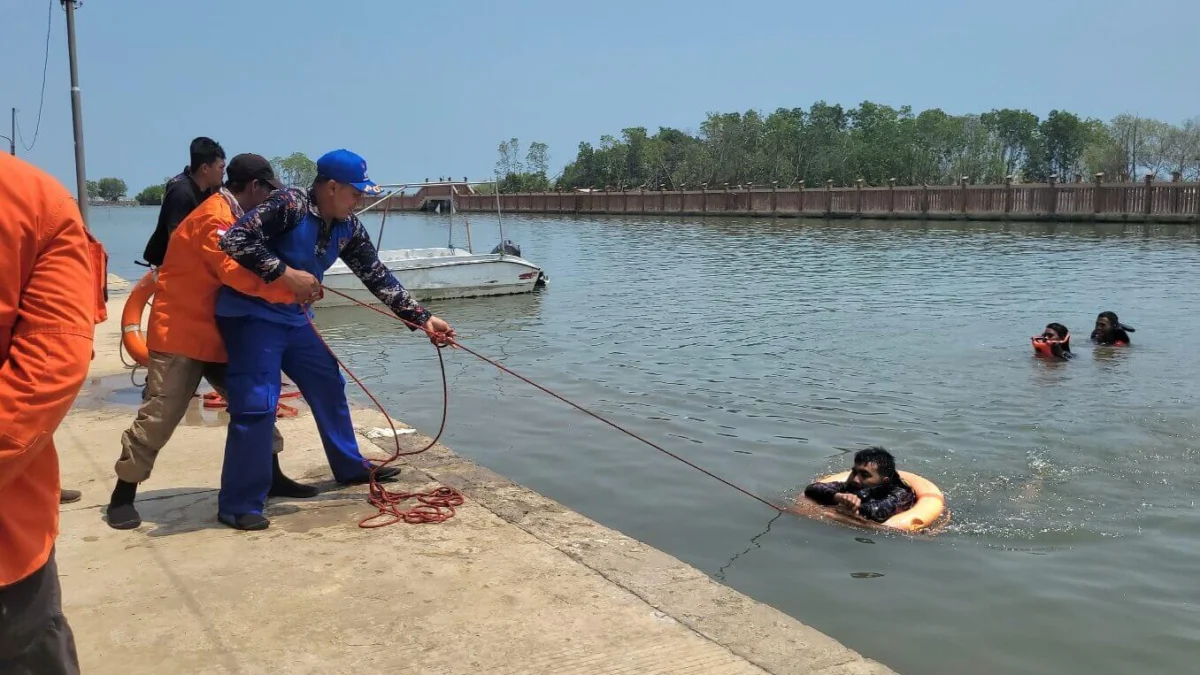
[0,153,96,586]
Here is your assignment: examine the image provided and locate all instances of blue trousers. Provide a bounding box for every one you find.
[215,315,370,517]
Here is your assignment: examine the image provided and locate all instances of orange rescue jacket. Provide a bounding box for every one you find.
[0,153,97,586]
[147,191,295,363]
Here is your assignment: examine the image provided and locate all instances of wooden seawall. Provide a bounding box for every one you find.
[369,176,1200,224]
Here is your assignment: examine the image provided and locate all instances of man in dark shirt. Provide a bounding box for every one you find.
[803,447,915,523]
[141,137,227,266]
[1090,311,1134,345]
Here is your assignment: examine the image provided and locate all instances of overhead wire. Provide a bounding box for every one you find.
[16,0,54,153]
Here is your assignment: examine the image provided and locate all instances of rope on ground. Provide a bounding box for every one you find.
[305,300,463,527]
[317,285,783,515]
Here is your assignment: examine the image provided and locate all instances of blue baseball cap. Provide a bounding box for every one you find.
[316,149,381,195]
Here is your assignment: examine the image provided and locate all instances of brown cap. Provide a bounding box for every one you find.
[226,153,284,190]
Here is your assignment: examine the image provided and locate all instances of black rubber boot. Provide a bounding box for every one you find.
[106,479,142,530]
[337,465,401,486]
[268,456,319,498]
[218,513,270,531]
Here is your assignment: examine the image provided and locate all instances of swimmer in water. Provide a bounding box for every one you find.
[803,447,916,523]
[1090,311,1134,345]
[1032,322,1072,359]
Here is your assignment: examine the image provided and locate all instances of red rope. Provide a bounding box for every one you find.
[197,386,302,417]
[304,304,463,527]
[317,285,783,515]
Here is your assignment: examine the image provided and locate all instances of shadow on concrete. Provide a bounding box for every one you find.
[93,482,387,537]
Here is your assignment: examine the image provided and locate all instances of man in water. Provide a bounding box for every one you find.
[1090,311,1134,345]
[106,154,312,530]
[142,137,227,267]
[1033,322,1072,359]
[803,447,915,523]
[214,148,456,531]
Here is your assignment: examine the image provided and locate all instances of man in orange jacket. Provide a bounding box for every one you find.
[105,154,314,530]
[0,153,93,674]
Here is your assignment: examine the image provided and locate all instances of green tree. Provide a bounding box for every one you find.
[495,138,524,177]
[548,100,1198,190]
[494,138,552,192]
[1165,117,1200,180]
[85,180,100,200]
[526,141,550,177]
[96,177,127,202]
[980,109,1039,177]
[135,183,166,206]
[1138,118,1190,178]
[644,127,700,189]
[269,152,317,188]
[558,141,600,189]
[846,101,919,185]
[1025,110,1103,181]
[1082,126,1126,179]
[1104,113,1151,179]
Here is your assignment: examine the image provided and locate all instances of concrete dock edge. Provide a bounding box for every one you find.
[361,422,896,675]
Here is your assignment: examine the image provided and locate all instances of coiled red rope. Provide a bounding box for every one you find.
[304,300,463,527]
[316,285,783,516]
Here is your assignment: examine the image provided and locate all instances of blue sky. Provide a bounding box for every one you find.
[2,0,1196,197]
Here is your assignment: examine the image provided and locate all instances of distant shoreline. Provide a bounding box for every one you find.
[88,200,142,207]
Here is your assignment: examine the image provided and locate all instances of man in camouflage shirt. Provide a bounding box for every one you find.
[803,447,916,523]
[213,149,454,531]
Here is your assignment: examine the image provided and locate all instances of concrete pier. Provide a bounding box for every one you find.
[52,284,896,674]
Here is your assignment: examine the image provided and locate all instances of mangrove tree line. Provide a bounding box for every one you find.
[497,103,1200,192]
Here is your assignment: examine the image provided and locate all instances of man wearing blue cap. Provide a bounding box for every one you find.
[214,149,455,530]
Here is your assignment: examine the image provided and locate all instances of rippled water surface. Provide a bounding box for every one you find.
[94,207,1200,675]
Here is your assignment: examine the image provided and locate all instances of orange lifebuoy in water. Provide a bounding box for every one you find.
[1031,332,1070,357]
[801,470,947,532]
[120,270,156,367]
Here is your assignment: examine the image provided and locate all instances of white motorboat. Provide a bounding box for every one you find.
[321,246,545,304]
[316,180,547,307]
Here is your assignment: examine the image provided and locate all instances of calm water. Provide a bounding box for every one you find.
[92,206,1200,675]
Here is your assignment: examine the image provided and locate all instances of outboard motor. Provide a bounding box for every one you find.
[491,239,521,257]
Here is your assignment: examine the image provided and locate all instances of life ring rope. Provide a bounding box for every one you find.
[119,270,156,368]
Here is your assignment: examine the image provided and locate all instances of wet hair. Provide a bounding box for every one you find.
[853,446,902,484]
[189,137,225,172]
[1097,311,1135,332]
[1045,323,1070,340]
[312,175,332,189]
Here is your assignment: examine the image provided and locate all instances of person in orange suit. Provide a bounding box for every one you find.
[105,154,313,530]
[0,152,96,674]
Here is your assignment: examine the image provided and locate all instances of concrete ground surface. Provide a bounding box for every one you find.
[51,287,896,675]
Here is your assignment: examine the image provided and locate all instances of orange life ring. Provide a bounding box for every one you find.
[1031,332,1070,357]
[800,470,947,532]
[120,270,156,367]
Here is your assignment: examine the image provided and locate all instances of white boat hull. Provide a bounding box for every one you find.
[316,247,546,306]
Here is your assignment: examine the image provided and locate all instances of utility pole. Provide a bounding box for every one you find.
[62,0,88,225]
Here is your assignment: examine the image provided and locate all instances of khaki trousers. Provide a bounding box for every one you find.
[114,350,284,483]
